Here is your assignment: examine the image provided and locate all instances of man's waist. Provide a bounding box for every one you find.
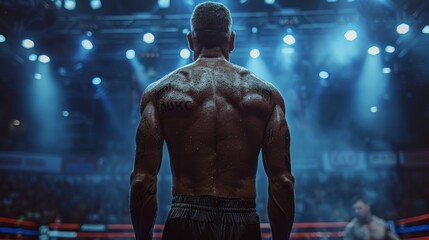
[168,195,260,224]
[172,195,256,211]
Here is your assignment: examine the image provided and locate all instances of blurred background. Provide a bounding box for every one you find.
[0,0,428,239]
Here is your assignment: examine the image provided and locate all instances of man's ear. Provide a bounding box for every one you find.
[187,32,194,51]
[229,31,235,52]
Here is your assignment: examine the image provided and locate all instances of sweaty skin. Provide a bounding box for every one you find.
[344,215,401,240]
[130,47,295,240]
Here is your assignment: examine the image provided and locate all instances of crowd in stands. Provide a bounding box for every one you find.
[0,172,130,225]
[1,163,428,226]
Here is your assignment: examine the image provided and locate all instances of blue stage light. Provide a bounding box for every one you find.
[22,39,35,49]
[126,49,136,59]
[29,54,38,61]
[92,77,101,85]
[422,25,429,34]
[319,71,329,79]
[368,46,380,56]
[250,49,260,59]
[158,0,170,8]
[34,73,42,80]
[385,45,395,53]
[396,23,410,34]
[38,55,50,63]
[283,34,296,45]
[180,49,191,59]
[64,0,76,10]
[90,0,102,10]
[81,39,93,50]
[143,33,155,44]
[344,29,358,41]
[382,67,391,74]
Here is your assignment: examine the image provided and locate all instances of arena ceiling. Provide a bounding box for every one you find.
[0,0,428,154]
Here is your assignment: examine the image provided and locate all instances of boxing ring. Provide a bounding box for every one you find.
[1,214,428,239]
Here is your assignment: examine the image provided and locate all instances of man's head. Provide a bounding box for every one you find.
[187,2,235,55]
[352,197,371,221]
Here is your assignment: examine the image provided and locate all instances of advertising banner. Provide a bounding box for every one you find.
[0,152,62,173]
[367,151,397,168]
[322,151,366,171]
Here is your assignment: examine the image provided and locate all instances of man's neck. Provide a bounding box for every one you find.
[194,47,229,61]
[358,214,373,225]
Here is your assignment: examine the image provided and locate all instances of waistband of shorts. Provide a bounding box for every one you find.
[172,195,256,211]
[168,195,259,224]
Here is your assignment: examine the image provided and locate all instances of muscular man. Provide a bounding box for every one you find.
[344,198,400,240]
[130,2,295,240]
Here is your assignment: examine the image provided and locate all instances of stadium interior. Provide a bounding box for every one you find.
[0,0,428,239]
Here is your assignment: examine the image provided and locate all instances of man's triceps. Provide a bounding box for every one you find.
[135,127,145,161]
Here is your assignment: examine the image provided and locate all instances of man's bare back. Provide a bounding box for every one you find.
[148,57,280,199]
[130,3,294,240]
[132,55,294,239]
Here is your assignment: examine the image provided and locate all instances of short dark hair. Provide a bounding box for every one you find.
[190,1,232,49]
[352,196,370,205]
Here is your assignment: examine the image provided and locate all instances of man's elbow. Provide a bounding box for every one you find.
[130,173,157,191]
[269,173,295,188]
[130,173,157,212]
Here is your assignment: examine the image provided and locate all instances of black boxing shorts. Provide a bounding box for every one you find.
[162,195,262,240]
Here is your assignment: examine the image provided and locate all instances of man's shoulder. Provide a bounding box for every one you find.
[140,71,177,107]
[229,62,251,75]
[230,63,261,82]
[143,66,190,97]
[346,218,358,230]
[252,77,285,111]
[344,219,359,239]
[372,215,388,226]
[230,63,284,105]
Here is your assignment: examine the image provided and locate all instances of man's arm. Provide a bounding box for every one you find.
[130,86,164,240]
[262,94,295,240]
[386,225,401,240]
[343,224,354,240]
